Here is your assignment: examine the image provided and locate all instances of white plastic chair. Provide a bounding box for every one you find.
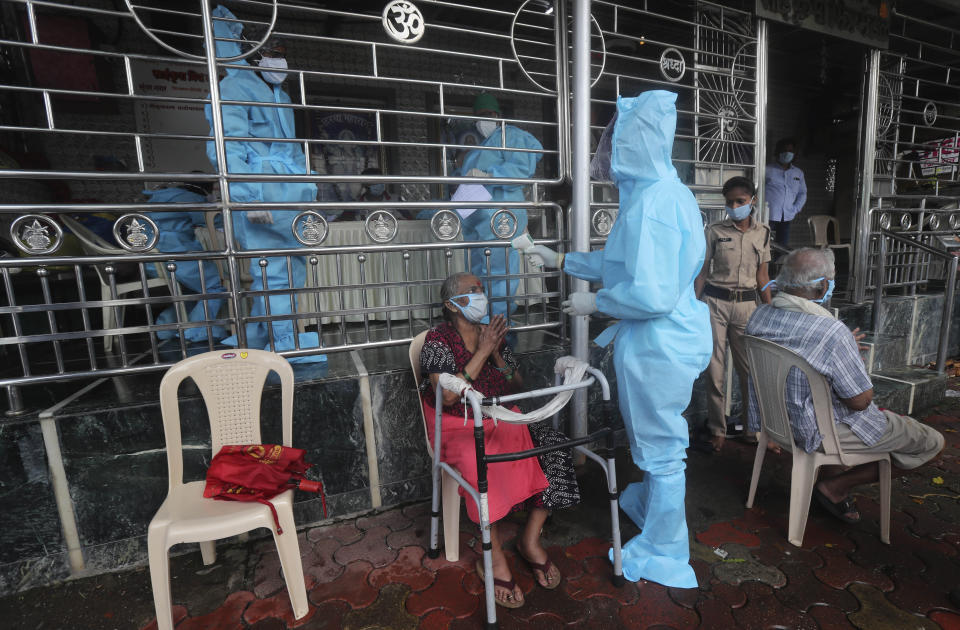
[409,330,463,561]
[60,215,180,352]
[148,349,309,630]
[744,335,891,547]
[807,215,852,256]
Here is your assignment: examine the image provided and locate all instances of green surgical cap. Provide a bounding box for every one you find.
[473,92,501,114]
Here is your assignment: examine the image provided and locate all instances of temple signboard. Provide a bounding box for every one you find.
[756,0,890,48]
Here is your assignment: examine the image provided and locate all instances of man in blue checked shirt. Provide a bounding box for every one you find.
[746,248,944,525]
[764,138,807,248]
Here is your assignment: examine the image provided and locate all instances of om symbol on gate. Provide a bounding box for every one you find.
[382,1,426,44]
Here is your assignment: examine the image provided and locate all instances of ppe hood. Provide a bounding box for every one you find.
[611,91,679,185]
[210,5,248,69]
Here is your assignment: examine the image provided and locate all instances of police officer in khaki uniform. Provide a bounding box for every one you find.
[695,177,772,451]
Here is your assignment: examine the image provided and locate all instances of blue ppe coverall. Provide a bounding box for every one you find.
[144,186,226,342]
[457,125,542,318]
[205,6,324,362]
[563,91,711,588]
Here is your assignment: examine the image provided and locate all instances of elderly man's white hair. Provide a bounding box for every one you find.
[775,247,835,290]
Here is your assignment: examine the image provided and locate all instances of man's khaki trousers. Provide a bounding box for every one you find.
[705,295,758,437]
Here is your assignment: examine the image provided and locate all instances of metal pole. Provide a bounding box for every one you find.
[754,20,768,221]
[5,385,26,416]
[935,256,957,375]
[570,0,592,442]
[853,50,881,304]
[201,0,247,347]
[872,234,886,333]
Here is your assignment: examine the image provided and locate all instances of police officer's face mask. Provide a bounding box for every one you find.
[725,203,752,221]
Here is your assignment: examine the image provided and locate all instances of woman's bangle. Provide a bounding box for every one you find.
[461,369,474,384]
[496,364,515,378]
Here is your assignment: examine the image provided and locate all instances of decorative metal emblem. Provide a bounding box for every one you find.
[591,209,614,237]
[899,212,913,231]
[430,209,461,241]
[926,213,941,231]
[489,209,519,239]
[878,212,892,231]
[950,213,960,231]
[11,214,63,255]
[365,210,399,243]
[382,1,425,45]
[292,211,329,246]
[922,101,937,127]
[659,47,685,82]
[113,214,159,252]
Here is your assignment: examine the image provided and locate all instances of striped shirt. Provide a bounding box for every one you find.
[745,305,887,453]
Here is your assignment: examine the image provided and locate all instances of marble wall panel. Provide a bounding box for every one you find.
[911,294,945,364]
[368,370,431,491]
[0,423,65,565]
[878,295,916,337]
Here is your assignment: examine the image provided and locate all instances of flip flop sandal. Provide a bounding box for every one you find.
[519,551,562,590]
[814,489,861,524]
[475,560,524,609]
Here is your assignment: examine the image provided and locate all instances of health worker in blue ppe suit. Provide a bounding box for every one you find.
[143,182,226,342]
[205,6,324,362]
[520,91,711,588]
[458,93,543,318]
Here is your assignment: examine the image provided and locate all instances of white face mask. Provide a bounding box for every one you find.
[449,292,489,324]
[476,119,498,139]
[257,57,288,84]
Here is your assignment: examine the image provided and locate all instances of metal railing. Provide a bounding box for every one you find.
[871,228,957,374]
[0,0,572,410]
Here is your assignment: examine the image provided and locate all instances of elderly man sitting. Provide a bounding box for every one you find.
[745,247,945,524]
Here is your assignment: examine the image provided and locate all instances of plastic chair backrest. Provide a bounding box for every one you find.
[807,215,839,248]
[744,335,844,458]
[158,349,294,492]
[60,214,167,281]
[408,330,433,457]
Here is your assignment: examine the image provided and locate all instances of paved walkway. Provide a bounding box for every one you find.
[6,398,960,629]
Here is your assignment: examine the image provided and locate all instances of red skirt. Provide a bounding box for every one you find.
[422,401,548,524]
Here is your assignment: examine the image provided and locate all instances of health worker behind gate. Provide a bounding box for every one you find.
[458,93,543,319]
[520,90,712,588]
[143,181,226,343]
[694,176,772,452]
[204,6,324,361]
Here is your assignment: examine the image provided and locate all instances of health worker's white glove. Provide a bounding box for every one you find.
[527,245,563,269]
[466,168,489,178]
[562,291,598,316]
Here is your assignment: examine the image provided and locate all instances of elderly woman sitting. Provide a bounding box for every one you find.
[420,272,580,608]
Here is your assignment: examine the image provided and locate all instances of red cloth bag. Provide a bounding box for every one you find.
[203,444,326,534]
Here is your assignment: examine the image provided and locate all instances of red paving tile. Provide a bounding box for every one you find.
[419,608,456,630]
[885,571,958,615]
[177,591,255,630]
[302,537,346,586]
[333,525,398,568]
[243,589,316,627]
[564,537,613,563]
[775,561,859,613]
[562,556,639,605]
[695,521,762,548]
[695,598,735,630]
[356,508,413,532]
[812,545,895,592]
[930,611,960,630]
[511,582,590,625]
[306,522,364,545]
[369,546,437,592]
[290,600,350,630]
[730,582,817,630]
[709,580,748,608]
[618,581,699,630]
[668,585,700,609]
[406,566,479,619]
[806,604,856,629]
[570,595,625,629]
[547,544,586,583]
[846,529,925,576]
[421,531,481,573]
[308,560,377,609]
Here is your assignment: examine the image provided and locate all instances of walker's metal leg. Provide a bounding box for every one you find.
[428,455,441,559]
[605,430,624,585]
[480,497,497,629]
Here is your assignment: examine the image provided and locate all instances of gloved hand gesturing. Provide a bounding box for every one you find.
[561,291,598,316]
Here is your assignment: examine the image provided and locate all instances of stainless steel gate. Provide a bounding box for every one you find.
[0,0,568,406]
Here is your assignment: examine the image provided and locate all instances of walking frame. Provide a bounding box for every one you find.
[427,360,624,629]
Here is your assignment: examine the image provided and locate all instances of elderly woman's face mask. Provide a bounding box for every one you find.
[449,288,489,324]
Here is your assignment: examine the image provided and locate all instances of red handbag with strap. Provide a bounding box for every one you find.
[203,444,326,534]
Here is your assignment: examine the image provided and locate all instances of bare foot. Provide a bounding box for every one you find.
[518,540,561,588]
[490,558,523,605]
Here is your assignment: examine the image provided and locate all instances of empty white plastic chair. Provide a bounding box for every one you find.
[148,349,309,630]
[60,215,181,352]
[409,330,463,561]
[744,335,891,547]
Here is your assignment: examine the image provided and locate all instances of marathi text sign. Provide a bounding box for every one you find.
[756,0,889,48]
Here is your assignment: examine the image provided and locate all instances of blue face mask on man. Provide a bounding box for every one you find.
[779,151,794,165]
[368,184,385,197]
[725,203,752,222]
[449,292,490,324]
[810,276,835,304]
